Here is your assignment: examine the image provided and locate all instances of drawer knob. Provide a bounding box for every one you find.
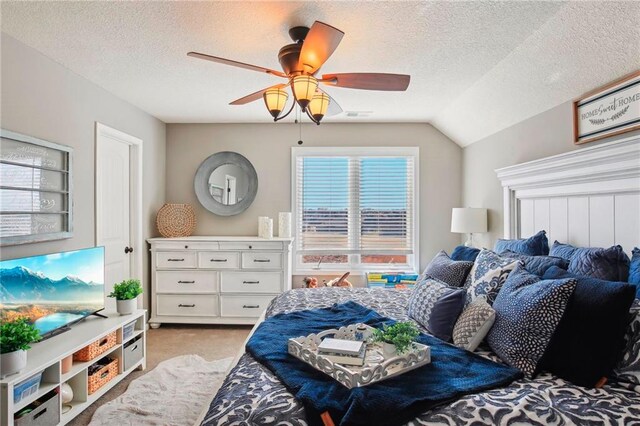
[178,304,195,308]
[249,245,252,249]
[168,258,185,262]
[243,305,260,309]
[210,259,228,262]
[185,245,189,249]
[178,280,195,284]
[243,280,260,284]
[253,259,271,263]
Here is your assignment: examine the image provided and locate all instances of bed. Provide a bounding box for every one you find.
[198,136,640,425]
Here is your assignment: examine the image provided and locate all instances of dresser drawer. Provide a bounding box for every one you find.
[197,252,240,269]
[220,295,276,317]
[156,251,197,269]
[156,294,218,317]
[156,271,218,293]
[241,252,283,269]
[219,241,284,251]
[220,271,282,293]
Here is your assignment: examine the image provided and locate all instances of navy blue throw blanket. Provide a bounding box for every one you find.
[246,302,523,426]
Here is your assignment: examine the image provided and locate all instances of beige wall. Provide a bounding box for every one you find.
[0,34,166,307]
[166,123,463,285]
[462,101,640,249]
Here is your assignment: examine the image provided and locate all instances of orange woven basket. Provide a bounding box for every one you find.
[73,331,117,362]
[88,358,118,394]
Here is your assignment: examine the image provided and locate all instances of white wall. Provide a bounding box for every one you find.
[0,34,166,307]
[166,123,463,285]
[462,101,640,249]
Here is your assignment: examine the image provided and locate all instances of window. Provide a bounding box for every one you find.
[292,147,418,273]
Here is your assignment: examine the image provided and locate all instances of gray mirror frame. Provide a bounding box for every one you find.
[194,151,258,216]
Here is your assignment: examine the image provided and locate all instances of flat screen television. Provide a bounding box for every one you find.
[0,246,105,337]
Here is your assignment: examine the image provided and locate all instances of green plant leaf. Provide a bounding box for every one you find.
[0,318,41,354]
[372,321,419,354]
[107,279,143,300]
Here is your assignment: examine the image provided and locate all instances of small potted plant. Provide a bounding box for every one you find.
[108,279,142,315]
[0,318,41,378]
[372,321,419,356]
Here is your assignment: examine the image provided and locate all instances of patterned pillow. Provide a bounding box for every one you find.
[452,297,496,352]
[463,249,521,306]
[629,248,640,298]
[407,278,466,342]
[487,264,577,378]
[494,230,549,256]
[422,250,474,287]
[613,300,640,391]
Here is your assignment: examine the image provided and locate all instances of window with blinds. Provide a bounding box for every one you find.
[292,147,418,272]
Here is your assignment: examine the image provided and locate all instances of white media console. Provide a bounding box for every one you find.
[0,310,146,426]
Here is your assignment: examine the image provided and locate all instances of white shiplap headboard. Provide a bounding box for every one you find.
[496,135,640,254]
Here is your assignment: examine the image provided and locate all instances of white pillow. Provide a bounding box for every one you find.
[452,298,496,351]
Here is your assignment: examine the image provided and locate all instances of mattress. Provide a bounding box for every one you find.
[200,288,640,425]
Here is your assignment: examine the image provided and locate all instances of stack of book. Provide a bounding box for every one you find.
[366,273,420,289]
[317,338,366,366]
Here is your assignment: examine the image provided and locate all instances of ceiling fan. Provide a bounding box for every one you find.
[187,21,411,125]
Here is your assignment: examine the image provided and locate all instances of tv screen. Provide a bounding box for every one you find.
[0,247,105,336]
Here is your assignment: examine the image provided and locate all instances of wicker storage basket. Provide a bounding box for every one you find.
[156,203,197,238]
[73,331,117,362]
[88,358,118,394]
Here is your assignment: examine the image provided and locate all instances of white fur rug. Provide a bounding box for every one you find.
[89,355,232,426]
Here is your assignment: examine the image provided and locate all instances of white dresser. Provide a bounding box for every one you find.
[147,236,293,327]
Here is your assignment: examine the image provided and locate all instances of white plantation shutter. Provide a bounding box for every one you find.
[293,147,418,269]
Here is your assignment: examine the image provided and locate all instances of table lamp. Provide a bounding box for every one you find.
[451,208,487,247]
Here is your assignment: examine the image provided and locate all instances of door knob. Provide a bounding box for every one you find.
[124,246,134,254]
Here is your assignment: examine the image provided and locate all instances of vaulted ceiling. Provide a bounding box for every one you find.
[2,1,639,146]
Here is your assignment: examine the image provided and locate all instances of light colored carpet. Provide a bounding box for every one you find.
[67,324,251,426]
[88,355,232,426]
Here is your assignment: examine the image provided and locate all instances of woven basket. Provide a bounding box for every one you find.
[73,331,117,362]
[156,203,197,238]
[88,358,118,394]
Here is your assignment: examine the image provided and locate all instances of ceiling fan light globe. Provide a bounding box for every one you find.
[292,75,319,110]
[263,88,289,119]
[308,92,330,122]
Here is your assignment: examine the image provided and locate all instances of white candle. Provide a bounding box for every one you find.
[278,212,292,238]
[258,216,273,239]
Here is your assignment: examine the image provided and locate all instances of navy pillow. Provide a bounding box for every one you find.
[407,278,466,342]
[500,250,568,276]
[629,248,640,297]
[450,245,480,262]
[550,241,631,282]
[541,266,636,387]
[494,230,549,256]
[422,251,474,287]
[487,264,576,378]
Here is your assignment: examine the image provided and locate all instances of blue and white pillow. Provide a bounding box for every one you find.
[613,299,640,391]
[487,264,577,378]
[463,249,521,305]
[499,250,568,277]
[629,248,640,298]
[407,278,466,342]
[421,250,474,287]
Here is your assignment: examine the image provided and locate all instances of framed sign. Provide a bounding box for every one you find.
[574,70,640,145]
[0,129,73,246]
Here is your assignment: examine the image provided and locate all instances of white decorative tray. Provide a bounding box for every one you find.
[287,323,431,388]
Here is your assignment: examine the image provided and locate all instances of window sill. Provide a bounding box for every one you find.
[294,266,418,276]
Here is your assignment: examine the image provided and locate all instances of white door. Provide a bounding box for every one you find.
[225,175,237,205]
[96,132,131,312]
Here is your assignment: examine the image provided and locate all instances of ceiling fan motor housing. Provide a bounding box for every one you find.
[278,43,302,75]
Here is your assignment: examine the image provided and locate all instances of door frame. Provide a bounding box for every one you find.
[95,122,143,307]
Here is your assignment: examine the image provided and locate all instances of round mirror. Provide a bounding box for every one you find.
[194,152,258,216]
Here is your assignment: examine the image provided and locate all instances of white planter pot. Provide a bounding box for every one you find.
[1,350,27,378]
[382,342,397,357]
[116,298,137,315]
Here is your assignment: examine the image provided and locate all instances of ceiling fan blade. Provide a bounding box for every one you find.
[321,73,410,91]
[298,21,344,74]
[188,52,288,78]
[323,90,343,116]
[229,84,288,105]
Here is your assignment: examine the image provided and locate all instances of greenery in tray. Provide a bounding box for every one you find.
[0,318,41,354]
[372,321,420,354]
[108,279,143,300]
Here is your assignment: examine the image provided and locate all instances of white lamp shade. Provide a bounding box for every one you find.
[451,208,487,233]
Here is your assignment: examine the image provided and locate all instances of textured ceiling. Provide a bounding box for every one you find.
[2,1,639,146]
